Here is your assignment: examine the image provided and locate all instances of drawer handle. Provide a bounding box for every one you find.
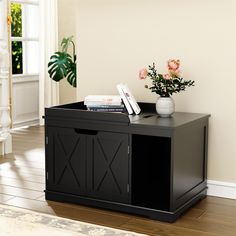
[74,128,98,135]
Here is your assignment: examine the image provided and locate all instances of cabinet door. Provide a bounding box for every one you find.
[87,132,130,204]
[46,127,87,196]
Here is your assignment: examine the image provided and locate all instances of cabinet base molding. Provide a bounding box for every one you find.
[45,189,207,223]
[207,180,236,199]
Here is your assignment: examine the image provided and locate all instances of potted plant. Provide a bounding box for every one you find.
[139,59,194,117]
[48,36,77,87]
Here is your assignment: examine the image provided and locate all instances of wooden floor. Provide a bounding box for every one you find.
[0,126,236,236]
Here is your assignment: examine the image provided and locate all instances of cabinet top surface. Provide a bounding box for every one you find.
[129,112,210,128]
[46,102,210,129]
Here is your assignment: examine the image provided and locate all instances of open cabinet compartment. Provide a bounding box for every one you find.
[131,134,171,211]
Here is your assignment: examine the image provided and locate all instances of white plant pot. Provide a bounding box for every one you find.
[156,97,175,117]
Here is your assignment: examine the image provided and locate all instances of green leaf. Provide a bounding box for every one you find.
[47,52,70,82]
[61,36,74,53]
[66,61,77,87]
[48,36,77,87]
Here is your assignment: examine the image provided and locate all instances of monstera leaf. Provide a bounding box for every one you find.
[48,52,72,82]
[61,36,74,53]
[67,61,77,87]
[48,36,77,87]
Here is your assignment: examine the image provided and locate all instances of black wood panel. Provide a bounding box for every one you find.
[87,132,129,203]
[46,127,87,196]
[171,120,208,210]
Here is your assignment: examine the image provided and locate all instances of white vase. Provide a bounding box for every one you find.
[156,97,175,117]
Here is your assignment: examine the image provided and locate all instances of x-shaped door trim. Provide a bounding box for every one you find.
[94,138,123,194]
[56,134,81,187]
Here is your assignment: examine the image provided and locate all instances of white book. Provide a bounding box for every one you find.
[116,84,133,115]
[84,95,121,106]
[121,84,141,115]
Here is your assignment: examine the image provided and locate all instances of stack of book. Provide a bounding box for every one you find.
[84,95,125,112]
[84,84,141,114]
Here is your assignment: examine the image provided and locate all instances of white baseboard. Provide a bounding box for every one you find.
[12,119,39,129]
[207,180,236,199]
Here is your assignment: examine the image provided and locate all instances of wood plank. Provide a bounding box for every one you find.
[0,177,44,191]
[0,193,15,203]
[0,169,32,179]
[1,155,45,164]
[0,170,45,184]
[23,175,45,184]
[0,163,44,176]
[5,197,132,228]
[48,203,132,229]
[0,159,45,169]
[174,217,236,236]
[5,197,55,214]
[199,212,236,227]
[195,196,236,209]
[46,199,136,220]
[194,202,236,218]
[181,208,205,219]
[5,154,45,163]
[36,195,46,201]
[0,185,43,199]
[0,160,44,170]
[120,217,218,236]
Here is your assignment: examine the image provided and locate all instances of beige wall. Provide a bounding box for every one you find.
[58,0,77,104]
[60,0,236,183]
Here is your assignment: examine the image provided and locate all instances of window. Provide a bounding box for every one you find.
[10,0,40,128]
[11,3,22,74]
[10,0,39,76]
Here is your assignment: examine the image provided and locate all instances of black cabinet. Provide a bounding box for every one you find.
[46,126,130,204]
[45,102,210,222]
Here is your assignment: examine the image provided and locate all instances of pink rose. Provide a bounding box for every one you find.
[167,59,180,71]
[169,69,181,78]
[163,74,171,80]
[139,68,148,80]
[174,69,181,76]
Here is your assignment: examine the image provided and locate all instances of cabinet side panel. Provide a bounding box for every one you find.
[172,119,208,210]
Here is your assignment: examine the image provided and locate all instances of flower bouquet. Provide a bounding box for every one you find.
[139,59,194,97]
[139,59,194,117]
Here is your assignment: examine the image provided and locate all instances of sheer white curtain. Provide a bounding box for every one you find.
[0,0,12,154]
[39,0,59,125]
[0,0,7,41]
